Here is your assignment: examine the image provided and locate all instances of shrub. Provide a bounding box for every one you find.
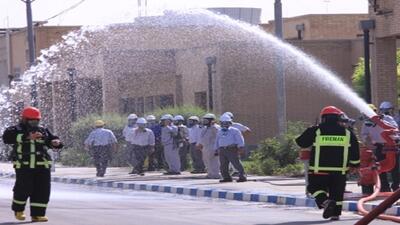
[60,113,128,167]
[244,121,309,176]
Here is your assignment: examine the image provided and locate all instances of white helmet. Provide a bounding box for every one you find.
[220,114,232,122]
[379,101,393,110]
[146,115,156,121]
[222,112,234,119]
[203,113,216,120]
[188,116,200,121]
[128,114,138,120]
[173,115,185,121]
[136,117,147,124]
[161,114,173,121]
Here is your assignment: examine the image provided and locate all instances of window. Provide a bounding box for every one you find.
[195,92,207,110]
[145,96,154,112]
[120,97,136,114]
[159,94,174,108]
[137,97,144,115]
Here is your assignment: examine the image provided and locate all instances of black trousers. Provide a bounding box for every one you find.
[179,143,189,171]
[307,173,346,216]
[132,145,149,173]
[12,168,51,216]
[91,146,112,176]
[219,148,245,180]
[189,143,205,172]
[148,144,164,170]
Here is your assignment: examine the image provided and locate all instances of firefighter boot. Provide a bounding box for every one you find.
[322,200,336,219]
[31,216,49,222]
[14,211,26,221]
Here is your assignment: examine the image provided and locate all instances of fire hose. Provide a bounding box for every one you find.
[355,115,400,224]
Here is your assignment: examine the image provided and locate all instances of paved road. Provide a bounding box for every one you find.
[0,178,393,225]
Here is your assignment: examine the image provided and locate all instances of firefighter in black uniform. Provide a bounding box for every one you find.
[296,106,360,221]
[2,106,63,222]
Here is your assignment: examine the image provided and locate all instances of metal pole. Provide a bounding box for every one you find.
[25,0,35,66]
[22,0,38,106]
[67,68,77,122]
[206,56,216,111]
[363,29,372,103]
[274,0,286,136]
[360,20,375,104]
[207,62,214,111]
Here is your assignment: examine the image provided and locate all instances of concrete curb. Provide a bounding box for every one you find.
[1,171,399,216]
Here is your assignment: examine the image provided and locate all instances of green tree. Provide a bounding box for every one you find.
[352,49,400,103]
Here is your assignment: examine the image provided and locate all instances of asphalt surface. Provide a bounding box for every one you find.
[0,178,395,225]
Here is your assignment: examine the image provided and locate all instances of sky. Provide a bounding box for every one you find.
[0,0,368,28]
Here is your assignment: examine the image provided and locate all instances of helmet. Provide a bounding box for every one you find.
[222,112,234,119]
[203,113,216,120]
[21,107,41,120]
[379,101,393,110]
[136,117,147,124]
[188,116,200,121]
[161,114,173,121]
[128,114,138,120]
[320,106,344,116]
[220,114,232,122]
[173,115,185,121]
[94,120,105,127]
[368,104,377,111]
[146,115,156,121]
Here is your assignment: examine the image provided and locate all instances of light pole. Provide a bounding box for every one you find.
[360,20,375,104]
[274,0,286,136]
[205,56,217,111]
[67,68,77,122]
[21,0,38,106]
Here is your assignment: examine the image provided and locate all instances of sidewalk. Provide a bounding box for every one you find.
[0,162,398,216]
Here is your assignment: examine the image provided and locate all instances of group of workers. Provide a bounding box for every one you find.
[296,101,399,221]
[84,112,251,183]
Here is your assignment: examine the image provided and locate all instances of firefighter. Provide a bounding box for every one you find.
[2,106,63,222]
[296,106,360,221]
[361,102,399,192]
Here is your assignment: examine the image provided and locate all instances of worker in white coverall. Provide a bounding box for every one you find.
[197,113,220,179]
[161,114,181,175]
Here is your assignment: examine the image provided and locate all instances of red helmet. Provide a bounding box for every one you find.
[21,107,41,120]
[320,106,343,116]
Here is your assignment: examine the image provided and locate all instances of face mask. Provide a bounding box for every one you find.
[138,124,146,129]
[128,120,136,127]
[202,119,211,126]
[27,120,40,128]
[221,122,230,130]
[187,120,195,128]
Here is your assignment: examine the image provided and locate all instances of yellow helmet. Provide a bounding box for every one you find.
[368,104,377,112]
[94,120,105,127]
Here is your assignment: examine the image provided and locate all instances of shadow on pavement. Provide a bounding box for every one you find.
[0,222,31,225]
[256,218,356,225]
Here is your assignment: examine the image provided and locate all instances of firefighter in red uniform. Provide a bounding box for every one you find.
[2,106,63,222]
[296,106,360,221]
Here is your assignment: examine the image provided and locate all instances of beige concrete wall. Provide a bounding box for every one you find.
[262,14,368,40]
[370,0,400,38]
